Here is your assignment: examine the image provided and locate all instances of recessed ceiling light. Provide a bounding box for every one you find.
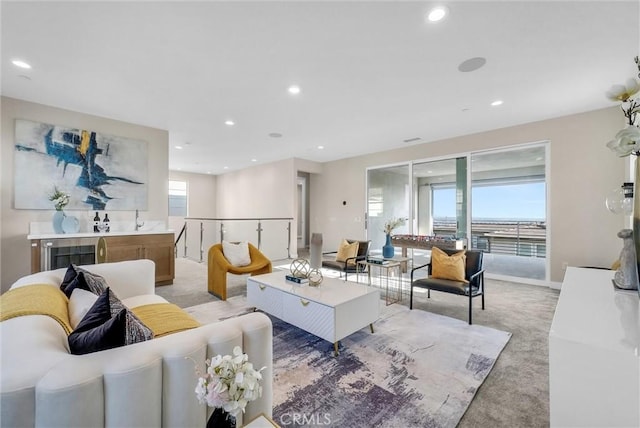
[491,100,503,106]
[251,158,257,162]
[223,166,229,170]
[12,59,31,69]
[207,171,211,174]
[225,120,235,126]
[175,145,183,150]
[458,57,486,73]
[427,6,448,22]
[317,145,324,150]
[288,85,301,95]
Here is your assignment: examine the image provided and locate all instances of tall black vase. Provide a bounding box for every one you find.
[206,408,236,428]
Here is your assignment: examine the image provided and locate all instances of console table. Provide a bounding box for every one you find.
[549,267,639,427]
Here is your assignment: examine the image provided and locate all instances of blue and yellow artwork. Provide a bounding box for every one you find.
[14,119,148,211]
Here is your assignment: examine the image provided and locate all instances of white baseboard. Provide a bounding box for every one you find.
[485,272,555,288]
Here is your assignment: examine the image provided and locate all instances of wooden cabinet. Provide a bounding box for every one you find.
[102,233,175,285]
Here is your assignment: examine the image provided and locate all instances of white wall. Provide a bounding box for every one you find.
[212,157,324,259]
[215,158,297,257]
[1,97,169,290]
[216,158,295,218]
[311,106,627,283]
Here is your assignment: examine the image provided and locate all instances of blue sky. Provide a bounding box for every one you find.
[433,183,546,220]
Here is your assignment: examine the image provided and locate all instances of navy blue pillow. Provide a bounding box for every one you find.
[61,269,108,298]
[73,287,112,331]
[69,309,127,355]
[60,264,79,292]
[61,271,92,298]
[68,288,153,355]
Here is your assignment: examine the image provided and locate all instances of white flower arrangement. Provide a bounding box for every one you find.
[606,56,640,157]
[194,346,265,419]
[383,217,406,235]
[48,186,70,211]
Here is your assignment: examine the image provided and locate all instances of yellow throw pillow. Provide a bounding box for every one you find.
[431,247,469,283]
[335,239,359,266]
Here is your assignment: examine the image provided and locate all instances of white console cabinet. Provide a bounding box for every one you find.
[549,267,639,427]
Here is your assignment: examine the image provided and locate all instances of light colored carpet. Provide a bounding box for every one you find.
[187,296,511,428]
[184,295,254,321]
[161,257,560,427]
[155,257,258,307]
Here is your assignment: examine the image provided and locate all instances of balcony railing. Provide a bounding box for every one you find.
[176,217,293,262]
[433,219,547,258]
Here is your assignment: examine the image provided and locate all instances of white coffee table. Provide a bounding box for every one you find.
[247,271,380,356]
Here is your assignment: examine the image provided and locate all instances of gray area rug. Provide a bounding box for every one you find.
[187,297,511,428]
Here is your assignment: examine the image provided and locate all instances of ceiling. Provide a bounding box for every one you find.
[2,1,638,175]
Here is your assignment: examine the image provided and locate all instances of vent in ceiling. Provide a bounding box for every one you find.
[403,137,421,143]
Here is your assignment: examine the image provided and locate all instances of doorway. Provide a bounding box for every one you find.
[297,173,309,250]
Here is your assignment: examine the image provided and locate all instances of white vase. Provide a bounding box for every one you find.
[52,210,65,234]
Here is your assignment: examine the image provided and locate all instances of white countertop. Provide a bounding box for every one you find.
[550,267,639,354]
[28,230,174,240]
[28,220,173,240]
[248,271,379,307]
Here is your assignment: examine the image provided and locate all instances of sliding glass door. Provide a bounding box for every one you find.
[470,145,547,280]
[366,143,549,282]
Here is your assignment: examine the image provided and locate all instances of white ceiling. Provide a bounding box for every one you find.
[2,1,638,175]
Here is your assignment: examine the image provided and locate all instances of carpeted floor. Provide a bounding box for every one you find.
[158,257,560,427]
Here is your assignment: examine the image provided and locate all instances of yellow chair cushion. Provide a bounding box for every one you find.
[336,239,359,266]
[431,247,469,283]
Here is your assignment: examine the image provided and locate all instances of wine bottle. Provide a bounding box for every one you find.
[103,213,110,232]
[93,212,101,232]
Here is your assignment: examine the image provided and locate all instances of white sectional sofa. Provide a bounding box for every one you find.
[0,259,273,427]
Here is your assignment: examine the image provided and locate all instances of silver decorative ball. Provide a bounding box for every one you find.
[290,258,311,278]
[308,268,323,287]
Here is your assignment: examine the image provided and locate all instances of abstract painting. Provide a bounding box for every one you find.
[14,119,148,211]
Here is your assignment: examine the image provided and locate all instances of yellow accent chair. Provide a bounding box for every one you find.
[208,243,272,300]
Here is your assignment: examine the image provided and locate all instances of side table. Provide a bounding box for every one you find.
[358,257,408,305]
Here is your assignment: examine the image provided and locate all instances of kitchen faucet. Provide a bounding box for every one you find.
[135,209,144,231]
